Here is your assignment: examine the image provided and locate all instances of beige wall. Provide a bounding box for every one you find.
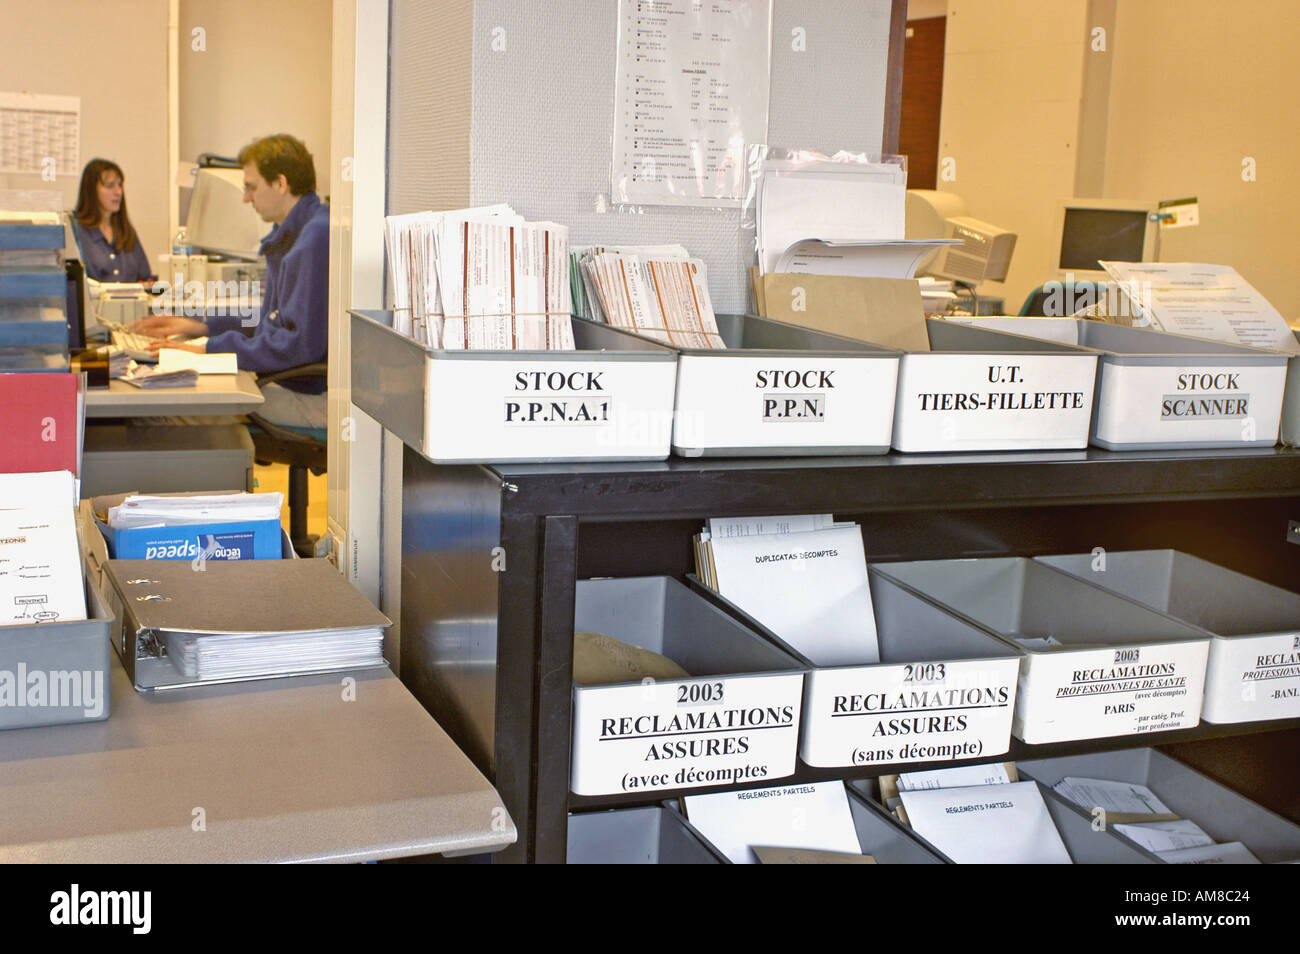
[178,0,332,196]
[0,0,170,272]
[936,0,1089,312]
[932,0,1298,319]
[1101,0,1299,320]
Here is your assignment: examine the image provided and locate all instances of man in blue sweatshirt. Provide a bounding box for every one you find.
[135,134,328,428]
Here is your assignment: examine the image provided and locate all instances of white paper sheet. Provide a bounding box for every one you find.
[897,763,1013,792]
[1157,841,1261,865]
[708,524,880,666]
[683,782,861,864]
[1053,776,1173,816]
[610,0,772,207]
[899,781,1072,864]
[0,471,85,624]
[1102,262,1300,353]
[1113,819,1215,853]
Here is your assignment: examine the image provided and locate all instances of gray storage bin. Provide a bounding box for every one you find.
[690,570,1022,769]
[1020,748,1300,864]
[567,806,727,863]
[350,309,678,463]
[570,576,806,797]
[0,574,112,729]
[1036,550,1300,724]
[873,558,1211,744]
[573,313,901,457]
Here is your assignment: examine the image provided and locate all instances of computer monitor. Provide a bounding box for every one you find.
[1054,198,1160,280]
[905,190,1018,284]
[185,167,265,261]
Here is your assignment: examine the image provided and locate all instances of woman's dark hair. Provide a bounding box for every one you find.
[74,158,139,252]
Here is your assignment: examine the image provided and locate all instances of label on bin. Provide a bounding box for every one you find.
[798,659,1020,768]
[1093,364,1286,446]
[1202,632,1300,724]
[891,354,1096,451]
[570,673,804,796]
[1013,642,1210,744]
[672,355,898,453]
[424,359,676,461]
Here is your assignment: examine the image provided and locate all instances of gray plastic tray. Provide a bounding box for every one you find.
[570,576,807,797]
[1020,748,1300,864]
[0,574,112,730]
[567,806,727,863]
[872,557,1212,744]
[1036,549,1300,724]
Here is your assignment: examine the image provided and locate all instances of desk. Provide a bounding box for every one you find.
[0,660,516,863]
[82,371,265,496]
[85,370,264,418]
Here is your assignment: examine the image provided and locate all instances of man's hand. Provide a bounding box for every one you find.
[132,315,209,338]
[146,339,207,355]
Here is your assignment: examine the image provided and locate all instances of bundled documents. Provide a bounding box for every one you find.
[384,204,573,351]
[102,492,284,561]
[683,781,863,864]
[695,514,880,666]
[1053,775,1264,863]
[105,558,390,685]
[749,150,952,280]
[572,630,690,686]
[574,244,724,348]
[0,471,86,624]
[120,363,198,389]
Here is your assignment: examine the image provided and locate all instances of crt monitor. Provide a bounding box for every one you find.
[1054,198,1159,279]
[185,167,266,261]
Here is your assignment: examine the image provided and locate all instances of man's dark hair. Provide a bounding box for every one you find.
[237,134,316,195]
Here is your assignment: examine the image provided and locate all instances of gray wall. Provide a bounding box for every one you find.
[389,0,893,312]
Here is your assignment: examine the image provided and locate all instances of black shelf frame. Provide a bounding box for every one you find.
[397,445,1300,863]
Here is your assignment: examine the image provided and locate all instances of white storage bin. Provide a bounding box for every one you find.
[350,309,678,463]
[574,314,901,457]
[690,571,1021,770]
[1037,549,1300,724]
[872,558,1212,745]
[955,318,1289,449]
[570,577,806,797]
[891,318,1099,452]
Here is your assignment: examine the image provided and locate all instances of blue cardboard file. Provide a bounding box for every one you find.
[99,518,283,561]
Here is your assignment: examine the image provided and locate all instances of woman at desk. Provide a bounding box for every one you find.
[72,158,156,285]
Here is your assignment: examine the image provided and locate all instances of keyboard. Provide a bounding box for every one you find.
[110,330,159,363]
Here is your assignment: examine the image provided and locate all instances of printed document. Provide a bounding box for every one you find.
[0,471,85,624]
[684,782,861,864]
[898,781,1072,864]
[1101,262,1300,353]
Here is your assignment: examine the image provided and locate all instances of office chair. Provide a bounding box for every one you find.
[1018,281,1104,317]
[245,363,328,557]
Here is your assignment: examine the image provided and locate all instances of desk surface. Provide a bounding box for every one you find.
[0,662,516,863]
[84,371,264,418]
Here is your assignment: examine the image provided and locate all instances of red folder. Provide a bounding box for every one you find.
[0,372,81,475]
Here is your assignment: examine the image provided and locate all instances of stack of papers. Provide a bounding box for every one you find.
[120,363,198,389]
[107,492,282,529]
[752,152,954,280]
[1053,775,1262,863]
[574,245,723,349]
[165,629,385,681]
[157,349,238,375]
[682,782,863,864]
[0,471,86,624]
[1101,262,1300,353]
[695,514,880,667]
[384,204,573,351]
